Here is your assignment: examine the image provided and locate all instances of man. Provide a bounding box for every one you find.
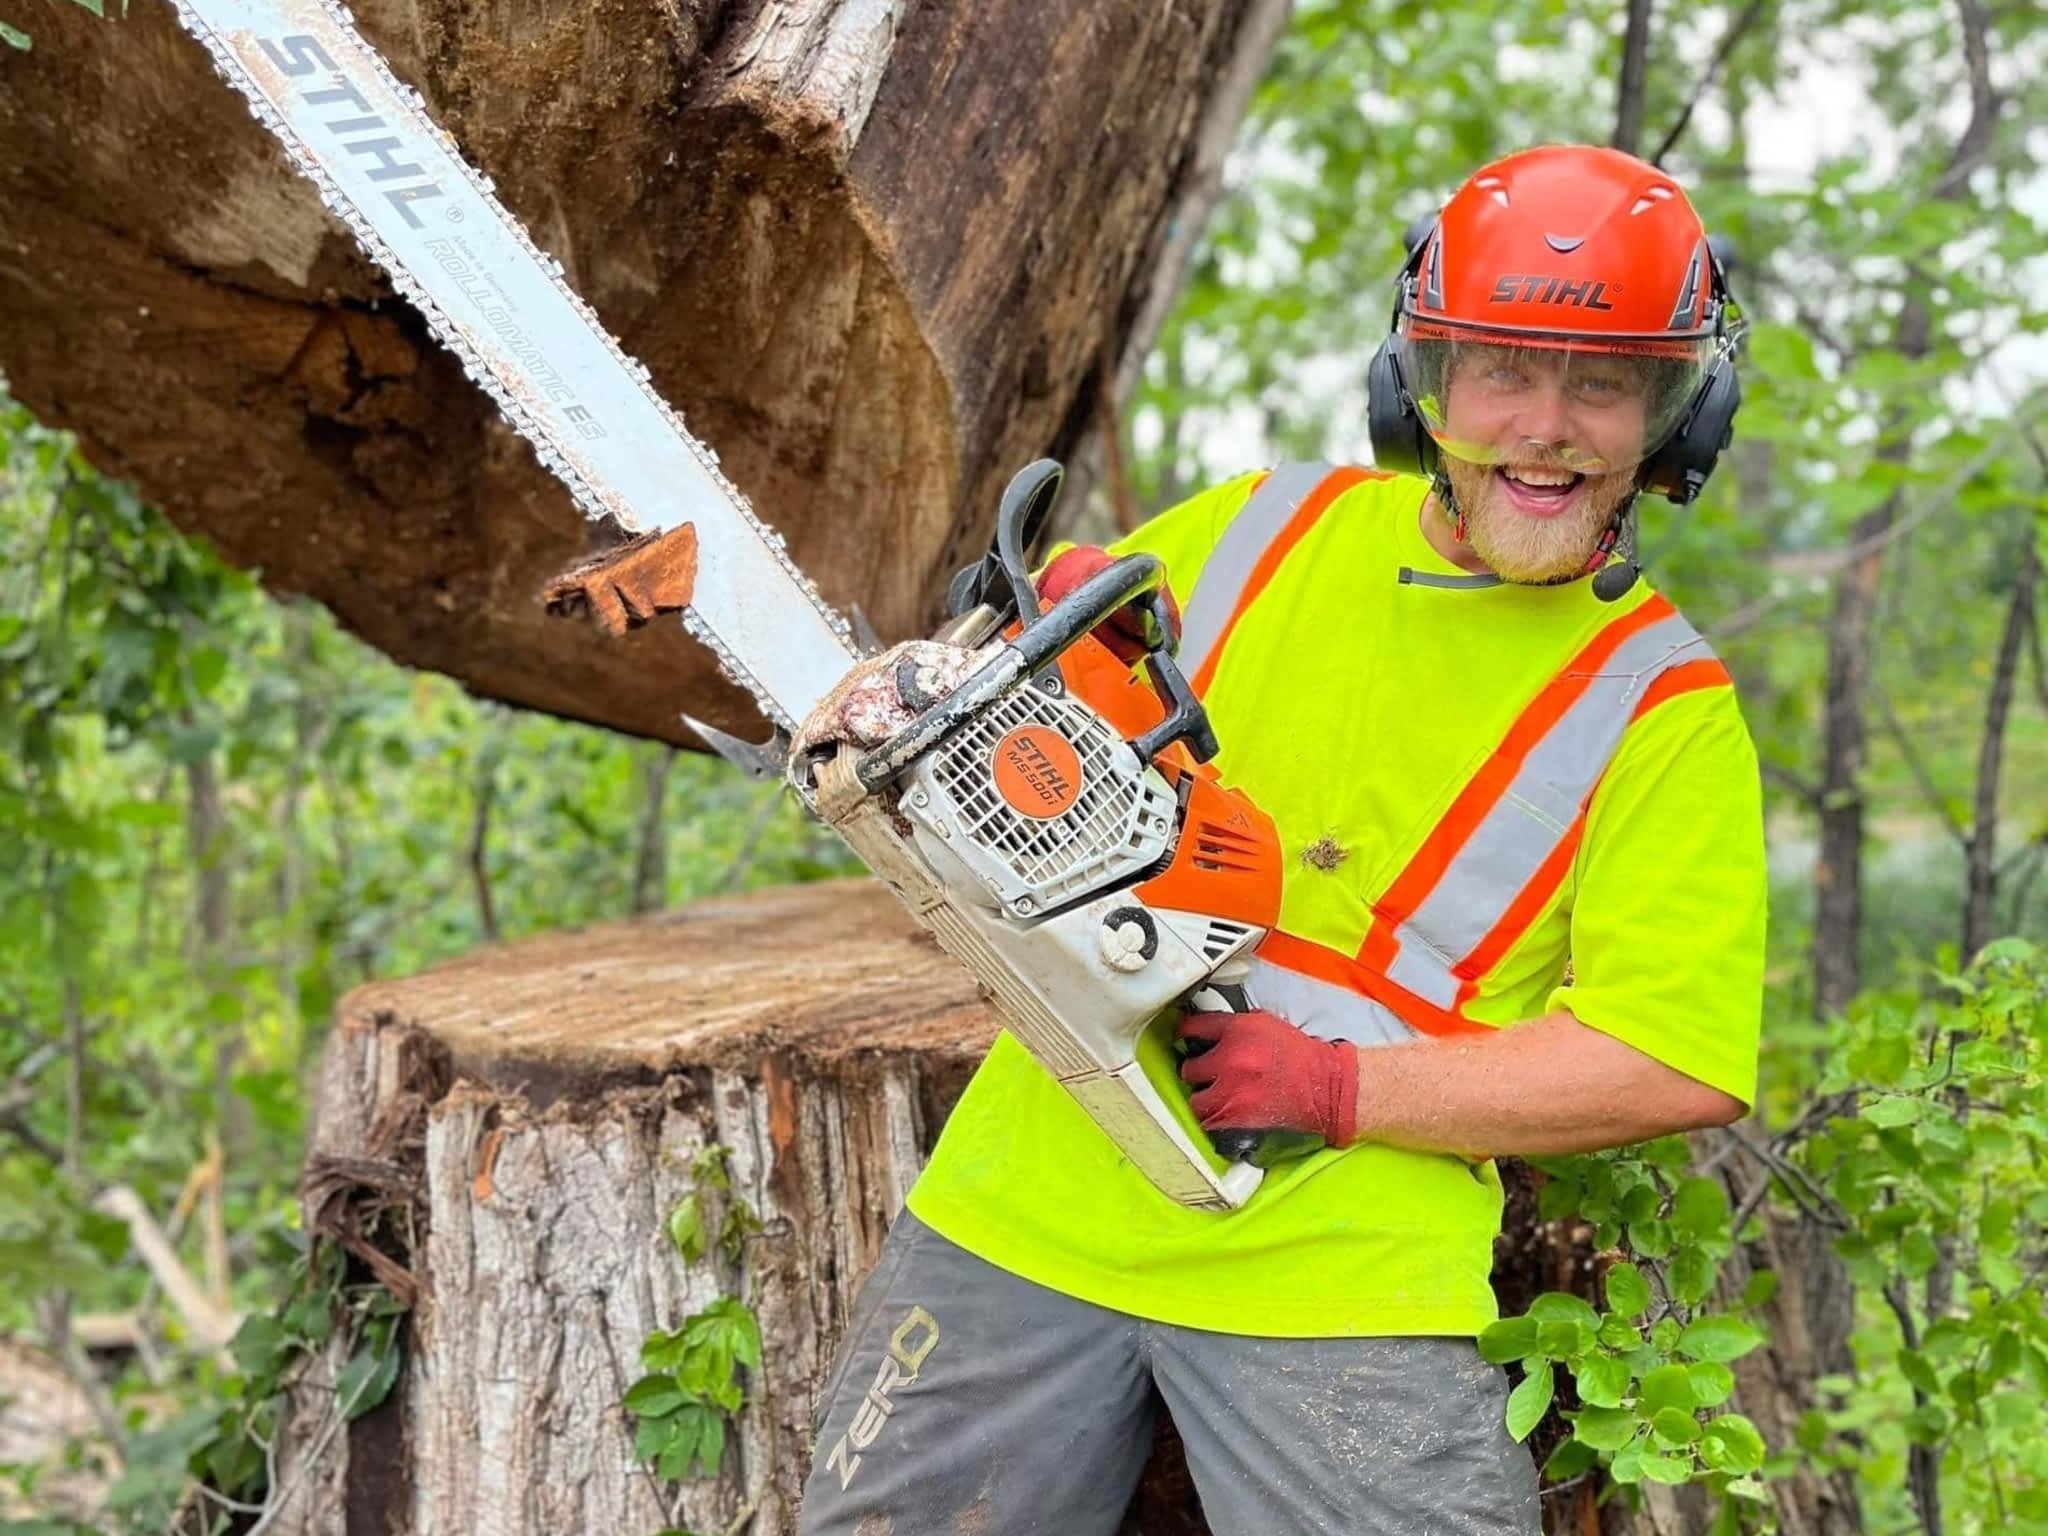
[796,144,1764,1535]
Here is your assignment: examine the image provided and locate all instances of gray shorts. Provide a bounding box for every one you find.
[797,1211,1539,1536]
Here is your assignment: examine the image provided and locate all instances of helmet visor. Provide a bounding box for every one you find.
[1402,322,1715,475]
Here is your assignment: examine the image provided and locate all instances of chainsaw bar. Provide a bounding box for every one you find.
[170,0,859,728]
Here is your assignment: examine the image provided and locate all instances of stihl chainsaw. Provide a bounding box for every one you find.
[173,0,1306,1208]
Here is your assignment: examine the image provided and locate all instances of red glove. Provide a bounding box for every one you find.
[1035,546,1182,666]
[1176,1010,1361,1147]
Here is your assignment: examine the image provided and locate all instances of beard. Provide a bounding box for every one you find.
[1439,455,1636,586]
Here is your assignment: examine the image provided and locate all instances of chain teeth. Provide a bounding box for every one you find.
[170,0,854,716]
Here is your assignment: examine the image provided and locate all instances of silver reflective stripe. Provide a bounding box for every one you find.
[1178,462,1336,682]
[1385,609,1716,1006]
[1247,956,1415,1047]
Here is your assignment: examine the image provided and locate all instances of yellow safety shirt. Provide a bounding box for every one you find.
[906,467,1765,1338]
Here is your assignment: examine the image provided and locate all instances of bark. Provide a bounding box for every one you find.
[1961,531,2038,959]
[633,746,678,914]
[1611,0,1654,157]
[0,0,1288,747]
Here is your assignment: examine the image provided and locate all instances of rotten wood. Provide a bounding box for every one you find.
[0,0,1288,747]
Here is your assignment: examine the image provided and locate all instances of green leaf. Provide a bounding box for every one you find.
[230,1315,290,1381]
[1478,1316,1541,1364]
[634,1411,682,1466]
[1572,1353,1631,1410]
[336,1330,401,1420]
[1699,1414,1767,1475]
[624,1374,689,1419]
[1651,1407,1701,1447]
[1604,1263,1651,1318]
[1740,1270,1778,1309]
[1677,1315,1766,1363]
[1672,1177,1730,1241]
[1526,1292,1600,1332]
[642,1328,689,1374]
[1862,1095,1926,1128]
[1544,1437,1599,1480]
[1505,1361,1554,1443]
[667,1194,707,1265]
[1571,1405,1638,1451]
[1686,1362,1735,1408]
[1670,1247,1716,1306]
[1640,1451,1695,1485]
[1639,1364,1696,1417]
[1628,1218,1674,1259]
[0,20,30,47]
[1898,1350,1940,1398]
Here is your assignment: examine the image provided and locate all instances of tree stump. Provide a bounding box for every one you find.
[274,878,988,1535]
[0,0,1290,745]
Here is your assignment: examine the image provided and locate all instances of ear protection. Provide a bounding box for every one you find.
[1365,225,1744,506]
[1364,221,1441,482]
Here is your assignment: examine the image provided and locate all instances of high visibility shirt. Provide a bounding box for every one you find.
[906,467,1766,1338]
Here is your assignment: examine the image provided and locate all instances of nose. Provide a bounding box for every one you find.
[1514,378,1574,448]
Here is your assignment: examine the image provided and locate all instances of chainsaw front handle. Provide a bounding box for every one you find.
[852,553,1215,793]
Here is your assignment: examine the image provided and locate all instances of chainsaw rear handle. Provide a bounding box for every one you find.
[853,552,1215,793]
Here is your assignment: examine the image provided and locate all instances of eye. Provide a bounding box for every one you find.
[1570,371,1629,403]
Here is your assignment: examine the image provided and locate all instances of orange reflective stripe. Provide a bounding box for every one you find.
[1631,657,1731,720]
[1188,467,1378,697]
[1359,593,1678,964]
[1258,930,1492,1039]
[1447,656,1732,985]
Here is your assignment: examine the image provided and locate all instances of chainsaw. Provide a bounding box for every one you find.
[172,0,1306,1208]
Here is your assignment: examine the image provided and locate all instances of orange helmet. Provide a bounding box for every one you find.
[1367,145,1741,504]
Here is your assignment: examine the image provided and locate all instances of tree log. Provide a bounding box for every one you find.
[0,0,1288,745]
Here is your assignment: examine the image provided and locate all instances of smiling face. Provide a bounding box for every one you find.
[1423,341,1673,583]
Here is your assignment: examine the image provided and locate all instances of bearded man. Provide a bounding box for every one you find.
[796,143,1764,1536]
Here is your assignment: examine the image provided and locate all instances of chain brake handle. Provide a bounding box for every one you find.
[947,459,1218,767]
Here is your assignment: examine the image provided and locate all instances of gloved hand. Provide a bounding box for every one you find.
[1036,546,1181,666]
[1176,1010,1361,1147]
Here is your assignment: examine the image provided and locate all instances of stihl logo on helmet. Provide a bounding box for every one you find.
[1487,275,1617,310]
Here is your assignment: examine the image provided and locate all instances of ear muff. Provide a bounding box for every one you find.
[1638,356,1741,504]
[1366,337,1437,479]
[1366,218,1441,480]
[1637,243,1744,505]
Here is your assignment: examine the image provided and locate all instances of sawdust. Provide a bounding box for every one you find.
[1300,835,1348,872]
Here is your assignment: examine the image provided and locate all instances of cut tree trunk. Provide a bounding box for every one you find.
[0,0,1289,746]
[264,877,1819,1536]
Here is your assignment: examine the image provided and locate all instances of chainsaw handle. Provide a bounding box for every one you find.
[1013,558,1218,768]
[852,553,1216,791]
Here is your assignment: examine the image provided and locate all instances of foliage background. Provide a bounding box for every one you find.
[2,0,2045,1532]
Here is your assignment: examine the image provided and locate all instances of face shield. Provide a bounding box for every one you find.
[1401,321,1716,477]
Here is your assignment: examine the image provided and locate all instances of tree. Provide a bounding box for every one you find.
[0,0,1290,743]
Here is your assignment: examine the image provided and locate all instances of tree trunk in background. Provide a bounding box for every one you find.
[0,0,1290,748]
[1962,531,2038,959]
[259,881,1843,1536]
[1808,0,2000,1018]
